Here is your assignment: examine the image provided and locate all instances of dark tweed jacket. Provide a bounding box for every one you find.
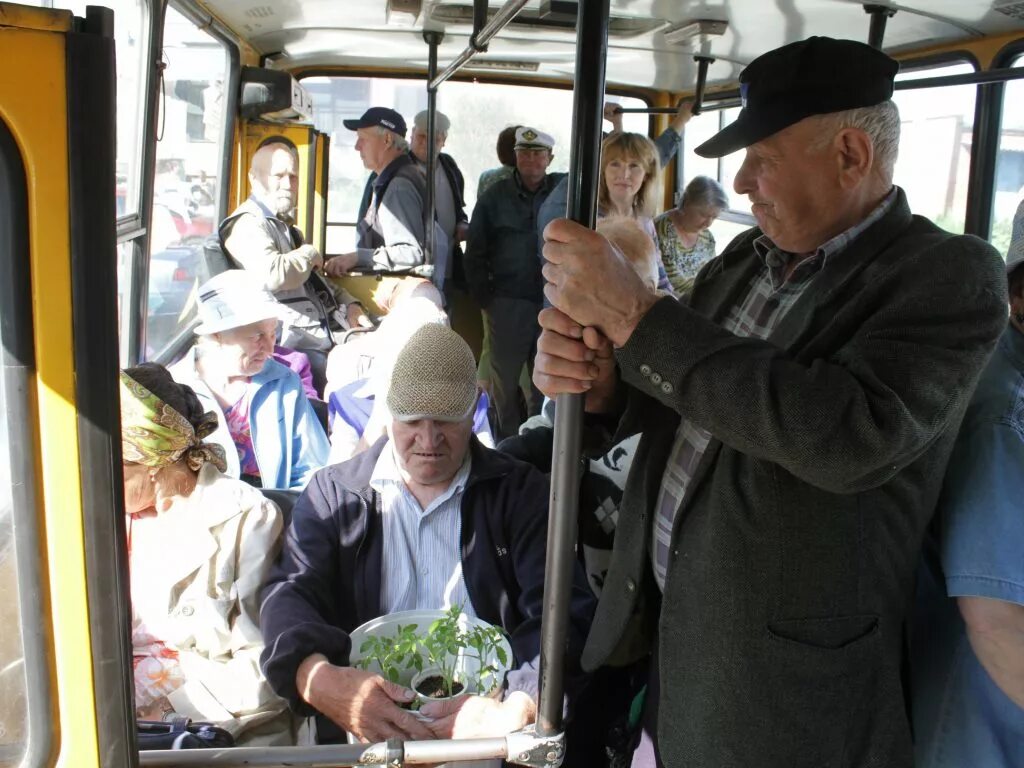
[583,189,1008,768]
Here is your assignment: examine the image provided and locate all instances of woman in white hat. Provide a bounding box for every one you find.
[169,269,330,490]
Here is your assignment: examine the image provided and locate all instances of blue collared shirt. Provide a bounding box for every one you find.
[370,443,477,617]
[912,324,1024,767]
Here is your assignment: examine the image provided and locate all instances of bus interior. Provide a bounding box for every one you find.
[2,0,1024,766]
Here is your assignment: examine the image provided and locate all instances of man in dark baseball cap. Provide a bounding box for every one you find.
[342,106,407,136]
[533,34,1008,768]
[696,36,899,157]
[324,105,429,277]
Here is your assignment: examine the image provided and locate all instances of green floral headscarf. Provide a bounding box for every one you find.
[119,371,227,472]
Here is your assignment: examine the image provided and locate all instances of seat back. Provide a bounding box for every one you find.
[260,488,301,528]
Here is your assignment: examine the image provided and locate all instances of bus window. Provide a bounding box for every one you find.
[23,0,147,218]
[145,4,230,358]
[991,54,1024,254]
[303,76,647,253]
[679,105,755,253]
[681,60,978,251]
[892,60,977,234]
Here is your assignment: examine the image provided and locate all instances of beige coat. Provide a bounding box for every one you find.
[130,463,293,745]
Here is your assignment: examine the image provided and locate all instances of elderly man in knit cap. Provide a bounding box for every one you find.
[259,324,594,745]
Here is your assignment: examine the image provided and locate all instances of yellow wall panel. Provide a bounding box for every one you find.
[0,23,99,768]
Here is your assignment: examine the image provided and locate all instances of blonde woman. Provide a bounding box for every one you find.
[596,132,672,293]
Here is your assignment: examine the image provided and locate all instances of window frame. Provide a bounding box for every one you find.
[125,0,241,367]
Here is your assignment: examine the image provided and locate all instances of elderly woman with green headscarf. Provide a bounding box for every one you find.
[121,362,294,745]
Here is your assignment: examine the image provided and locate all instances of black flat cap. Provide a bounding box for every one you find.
[695,36,899,158]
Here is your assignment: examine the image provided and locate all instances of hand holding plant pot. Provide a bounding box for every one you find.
[421,690,538,740]
[295,653,435,743]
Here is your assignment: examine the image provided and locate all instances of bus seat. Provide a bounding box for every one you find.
[260,488,301,527]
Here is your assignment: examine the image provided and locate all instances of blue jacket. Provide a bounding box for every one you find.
[170,352,329,490]
[259,436,596,722]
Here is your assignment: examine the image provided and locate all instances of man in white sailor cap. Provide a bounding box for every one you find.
[463,126,564,439]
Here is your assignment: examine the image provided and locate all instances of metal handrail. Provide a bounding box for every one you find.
[538,0,610,740]
[428,0,530,91]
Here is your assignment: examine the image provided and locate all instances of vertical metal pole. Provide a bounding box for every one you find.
[423,31,443,269]
[692,56,713,115]
[537,0,610,738]
[864,4,896,50]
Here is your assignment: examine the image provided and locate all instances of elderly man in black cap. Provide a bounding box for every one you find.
[325,107,429,276]
[534,37,1008,767]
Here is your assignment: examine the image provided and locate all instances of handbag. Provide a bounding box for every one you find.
[137,718,235,750]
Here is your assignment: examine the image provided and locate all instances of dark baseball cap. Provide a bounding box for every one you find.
[695,37,899,158]
[342,106,407,136]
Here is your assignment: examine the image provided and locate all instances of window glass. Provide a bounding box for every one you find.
[0,375,26,764]
[992,54,1024,255]
[893,61,976,234]
[680,61,977,252]
[144,5,228,358]
[680,106,752,254]
[26,0,147,217]
[303,76,648,253]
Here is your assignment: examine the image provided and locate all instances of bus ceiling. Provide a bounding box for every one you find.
[195,0,1024,92]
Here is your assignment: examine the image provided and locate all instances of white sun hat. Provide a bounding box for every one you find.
[194,269,281,335]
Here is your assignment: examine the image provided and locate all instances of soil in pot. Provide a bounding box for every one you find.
[415,675,465,699]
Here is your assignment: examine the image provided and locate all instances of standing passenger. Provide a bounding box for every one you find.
[409,110,470,299]
[534,36,1008,767]
[476,124,521,197]
[324,107,428,276]
[464,127,564,439]
[911,206,1024,767]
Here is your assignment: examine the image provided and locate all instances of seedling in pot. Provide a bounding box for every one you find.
[355,605,509,702]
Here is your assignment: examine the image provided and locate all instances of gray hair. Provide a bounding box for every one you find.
[413,109,451,133]
[681,175,729,211]
[809,100,901,175]
[375,125,409,153]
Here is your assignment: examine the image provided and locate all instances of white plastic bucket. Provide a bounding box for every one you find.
[346,609,513,768]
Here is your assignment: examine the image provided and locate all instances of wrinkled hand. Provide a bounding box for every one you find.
[603,102,624,132]
[534,308,618,412]
[346,303,373,329]
[541,218,659,347]
[297,656,434,743]
[136,696,173,721]
[671,97,696,131]
[421,692,536,740]
[324,252,359,277]
[299,243,325,270]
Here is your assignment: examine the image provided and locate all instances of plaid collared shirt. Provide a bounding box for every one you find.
[651,190,897,591]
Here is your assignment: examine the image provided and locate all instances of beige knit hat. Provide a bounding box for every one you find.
[387,324,478,422]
